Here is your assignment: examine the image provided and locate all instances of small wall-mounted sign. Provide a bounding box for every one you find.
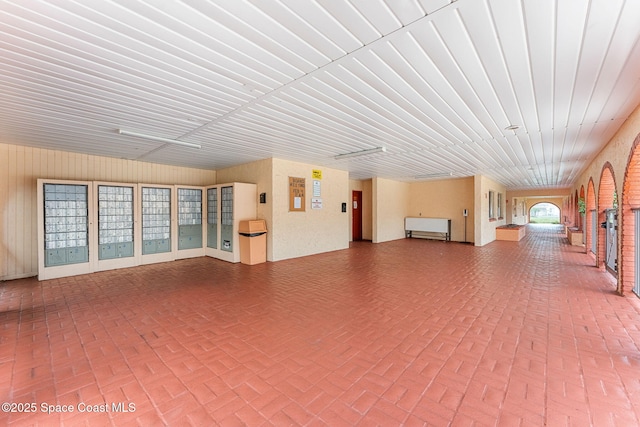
[311,198,323,209]
[312,180,321,197]
[312,169,322,180]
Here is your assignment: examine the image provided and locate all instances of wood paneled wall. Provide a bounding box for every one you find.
[0,143,216,281]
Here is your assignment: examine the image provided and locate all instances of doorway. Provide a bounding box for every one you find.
[352,191,362,241]
[591,210,597,255]
[529,202,560,224]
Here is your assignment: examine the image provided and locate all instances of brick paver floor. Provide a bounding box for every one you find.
[2,224,640,425]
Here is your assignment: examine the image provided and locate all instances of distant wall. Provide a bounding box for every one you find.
[372,177,410,243]
[474,174,507,246]
[408,177,474,242]
[270,159,349,261]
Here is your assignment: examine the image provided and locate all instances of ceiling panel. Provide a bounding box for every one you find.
[419,0,452,15]
[487,0,536,132]
[347,0,402,36]
[567,0,625,127]
[392,32,487,142]
[0,0,639,190]
[521,0,554,133]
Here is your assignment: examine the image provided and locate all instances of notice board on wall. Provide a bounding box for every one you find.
[289,177,305,212]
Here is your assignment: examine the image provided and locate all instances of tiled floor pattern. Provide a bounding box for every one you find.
[3,224,640,426]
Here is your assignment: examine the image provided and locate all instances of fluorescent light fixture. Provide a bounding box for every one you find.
[334,146,386,160]
[414,172,453,180]
[118,129,201,149]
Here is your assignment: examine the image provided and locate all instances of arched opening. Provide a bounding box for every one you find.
[565,193,573,224]
[597,164,617,278]
[574,190,580,227]
[529,202,561,224]
[578,186,585,245]
[586,179,597,262]
[621,133,640,296]
[578,186,585,231]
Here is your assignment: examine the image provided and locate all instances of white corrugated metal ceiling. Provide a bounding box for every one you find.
[1,0,639,189]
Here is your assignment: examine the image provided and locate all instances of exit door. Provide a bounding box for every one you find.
[605,209,617,274]
[352,191,362,241]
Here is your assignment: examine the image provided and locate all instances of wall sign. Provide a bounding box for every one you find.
[312,169,322,180]
[311,198,323,209]
[289,177,305,212]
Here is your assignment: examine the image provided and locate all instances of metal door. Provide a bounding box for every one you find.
[605,209,617,273]
[352,191,362,241]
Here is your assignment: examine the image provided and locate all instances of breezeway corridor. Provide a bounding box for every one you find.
[2,224,639,425]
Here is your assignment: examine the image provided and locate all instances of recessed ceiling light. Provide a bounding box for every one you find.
[505,124,519,131]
